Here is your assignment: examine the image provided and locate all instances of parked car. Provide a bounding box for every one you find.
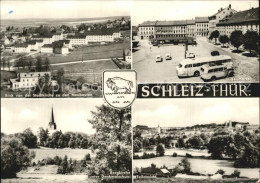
[186,52,195,58]
[165,53,172,60]
[155,55,163,62]
[211,51,220,56]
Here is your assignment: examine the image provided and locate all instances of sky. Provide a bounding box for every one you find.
[132,1,259,25]
[132,98,259,127]
[1,98,105,135]
[1,0,131,20]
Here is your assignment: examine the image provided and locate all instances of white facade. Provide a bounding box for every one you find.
[12,46,30,53]
[68,37,88,45]
[195,22,209,36]
[10,72,51,90]
[41,46,53,53]
[86,35,114,42]
[217,24,259,37]
[138,25,155,39]
[61,46,69,54]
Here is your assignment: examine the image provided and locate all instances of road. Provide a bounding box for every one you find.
[133,37,259,83]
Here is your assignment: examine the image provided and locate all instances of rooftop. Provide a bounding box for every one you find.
[217,7,259,25]
[195,17,209,23]
[156,20,187,26]
[139,21,157,26]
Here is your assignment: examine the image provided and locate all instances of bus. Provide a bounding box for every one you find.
[176,55,232,77]
[200,64,234,81]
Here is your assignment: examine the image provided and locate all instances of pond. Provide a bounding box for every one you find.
[134,156,260,179]
[135,148,210,157]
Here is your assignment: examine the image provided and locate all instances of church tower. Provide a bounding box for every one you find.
[48,106,57,132]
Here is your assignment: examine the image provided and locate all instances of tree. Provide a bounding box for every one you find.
[38,128,49,146]
[1,57,6,70]
[123,49,126,61]
[19,128,38,148]
[1,136,35,178]
[133,139,142,153]
[219,35,229,47]
[209,33,214,42]
[243,30,259,55]
[44,57,50,71]
[180,157,191,174]
[7,60,11,71]
[56,68,65,95]
[230,30,244,51]
[156,143,165,156]
[80,137,88,149]
[211,30,220,44]
[177,138,185,148]
[27,56,34,70]
[186,136,204,149]
[36,56,43,72]
[88,105,131,176]
[34,73,52,94]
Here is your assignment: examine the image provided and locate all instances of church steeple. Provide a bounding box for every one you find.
[49,105,56,130]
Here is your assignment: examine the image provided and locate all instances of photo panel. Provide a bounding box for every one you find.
[1,1,131,98]
[132,98,260,182]
[1,98,132,182]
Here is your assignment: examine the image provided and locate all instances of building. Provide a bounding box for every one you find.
[208,4,237,35]
[10,72,51,90]
[195,17,209,37]
[41,44,53,53]
[86,28,121,42]
[12,44,30,53]
[225,120,249,132]
[48,106,57,133]
[138,21,157,39]
[186,20,196,37]
[67,34,88,45]
[216,7,259,36]
[124,49,132,63]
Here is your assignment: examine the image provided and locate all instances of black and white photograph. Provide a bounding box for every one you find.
[0,1,131,98]
[132,1,259,83]
[133,98,260,182]
[1,99,132,183]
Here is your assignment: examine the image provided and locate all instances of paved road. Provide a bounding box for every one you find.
[133,37,259,83]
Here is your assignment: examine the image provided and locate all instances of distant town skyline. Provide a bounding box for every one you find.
[1,99,104,135]
[133,98,259,128]
[132,1,259,26]
[1,1,130,20]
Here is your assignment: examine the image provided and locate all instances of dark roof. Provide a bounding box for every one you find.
[32,34,53,38]
[14,44,28,48]
[195,17,209,23]
[67,34,86,39]
[186,20,195,25]
[141,167,160,174]
[155,37,194,41]
[85,28,119,36]
[42,44,53,48]
[217,7,259,25]
[156,20,187,26]
[139,21,157,26]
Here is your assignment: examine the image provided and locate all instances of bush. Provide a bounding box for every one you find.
[186,153,192,158]
[216,169,225,175]
[142,152,156,159]
[172,152,177,157]
[46,157,55,165]
[231,169,240,178]
[1,136,35,178]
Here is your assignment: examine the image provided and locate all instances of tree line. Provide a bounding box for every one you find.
[209,30,259,56]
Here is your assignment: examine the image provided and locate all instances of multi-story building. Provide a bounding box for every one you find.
[186,20,196,37]
[10,72,51,90]
[67,34,88,45]
[40,44,53,53]
[12,44,30,53]
[216,7,259,37]
[208,4,237,35]
[155,20,187,39]
[195,17,209,37]
[138,21,157,40]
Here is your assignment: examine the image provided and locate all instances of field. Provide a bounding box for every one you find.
[38,41,130,64]
[29,148,94,163]
[51,59,119,83]
[134,178,258,183]
[1,177,99,183]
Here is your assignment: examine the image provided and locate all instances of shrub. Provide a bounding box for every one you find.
[216,169,225,175]
[186,153,192,158]
[172,152,177,157]
[231,169,240,178]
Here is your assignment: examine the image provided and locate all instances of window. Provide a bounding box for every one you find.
[193,63,201,67]
[185,64,192,68]
[208,69,214,73]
